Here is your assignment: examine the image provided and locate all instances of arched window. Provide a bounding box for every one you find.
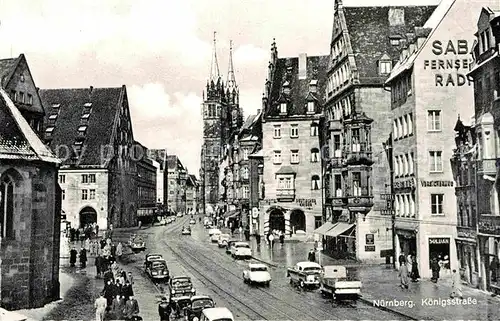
[310,148,320,163]
[311,175,320,190]
[0,174,15,239]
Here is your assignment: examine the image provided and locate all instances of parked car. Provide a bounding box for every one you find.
[319,265,361,301]
[182,226,192,235]
[231,242,252,259]
[198,307,234,321]
[210,230,222,242]
[177,213,183,217]
[287,261,323,289]
[169,276,196,297]
[185,295,215,321]
[171,295,192,319]
[130,235,146,252]
[208,227,220,236]
[217,234,230,248]
[243,263,271,286]
[225,240,238,254]
[146,258,169,281]
[189,219,196,225]
[171,216,177,221]
[144,253,164,271]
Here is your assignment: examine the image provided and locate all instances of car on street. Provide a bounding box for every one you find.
[185,295,215,321]
[198,307,234,321]
[177,212,183,217]
[287,261,323,289]
[129,235,146,252]
[230,242,252,259]
[158,217,167,225]
[181,226,192,235]
[217,234,230,248]
[210,230,222,242]
[169,276,196,297]
[243,263,271,286]
[171,216,177,221]
[225,240,239,254]
[208,227,220,236]
[189,219,196,225]
[144,253,163,269]
[146,258,169,281]
[319,265,362,301]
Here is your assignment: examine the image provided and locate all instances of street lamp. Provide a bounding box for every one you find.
[383,134,396,269]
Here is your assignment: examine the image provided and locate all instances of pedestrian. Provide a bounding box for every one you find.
[128,272,134,287]
[255,233,261,246]
[95,254,103,278]
[116,242,123,261]
[75,228,80,243]
[80,248,88,268]
[123,295,140,320]
[94,291,107,321]
[111,294,126,320]
[85,237,91,252]
[431,257,441,283]
[279,231,285,246]
[398,261,410,289]
[104,268,114,284]
[491,257,499,282]
[70,246,78,267]
[308,249,316,262]
[268,233,274,249]
[410,255,420,282]
[398,253,405,268]
[122,280,133,301]
[450,269,463,299]
[158,296,171,321]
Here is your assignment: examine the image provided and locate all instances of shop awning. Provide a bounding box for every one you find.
[324,222,355,237]
[313,222,336,235]
[223,210,240,218]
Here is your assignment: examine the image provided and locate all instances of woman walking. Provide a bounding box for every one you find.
[398,261,410,289]
[431,257,441,283]
[450,269,463,299]
[410,254,420,282]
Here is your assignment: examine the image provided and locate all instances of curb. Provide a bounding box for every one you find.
[358,295,417,320]
[251,256,279,268]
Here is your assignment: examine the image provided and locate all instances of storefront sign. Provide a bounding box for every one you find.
[394,178,416,189]
[365,245,376,252]
[424,40,473,87]
[478,215,500,235]
[420,180,454,187]
[429,238,450,245]
[261,198,317,208]
[366,234,375,245]
[457,228,476,240]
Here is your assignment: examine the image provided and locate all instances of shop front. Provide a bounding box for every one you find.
[456,227,479,286]
[394,225,418,266]
[478,215,500,293]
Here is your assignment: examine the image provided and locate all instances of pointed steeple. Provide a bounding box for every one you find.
[210,31,220,82]
[227,40,237,90]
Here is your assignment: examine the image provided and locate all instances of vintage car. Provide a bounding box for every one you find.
[169,276,196,297]
[217,234,231,248]
[287,261,323,288]
[158,217,167,225]
[197,307,234,321]
[185,295,216,321]
[230,242,252,259]
[170,295,192,318]
[243,263,271,286]
[225,240,238,254]
[319,265,362,301]
[144,253,163,270]
[146,258,169,281]
[208,227,220,236]
[210,230,222,242]
[177,212,184,217]
[189,219,196,225]
[129,235,146,252]
[181,226,192,235]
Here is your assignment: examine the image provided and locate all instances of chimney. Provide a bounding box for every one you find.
[89,86,93,94]
[299,53,307,80]
[388,8,405,26]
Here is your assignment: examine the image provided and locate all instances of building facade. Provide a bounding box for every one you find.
[0,86,62,309]
[385,0,499,278]
[467,6,500,293]
[248,147,264,234]
[167,155,188,213]
[135,142,157,221]
[320,3,436,262]
[200,36,243,217]
[147,148,168,205]
[260,41,328,238]
[40,86,138,229]
[186,174,198,213]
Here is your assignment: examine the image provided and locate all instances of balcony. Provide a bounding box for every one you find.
[345,143,373,166]
[328,119,342,131]
[327,190,347,208]
[330,157,344,168]
[346,187,374,213]
[477,159,498,176]
[276,188,295,201]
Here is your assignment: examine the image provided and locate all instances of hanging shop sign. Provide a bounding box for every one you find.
[366,234,375,245]
[420,180,454,187]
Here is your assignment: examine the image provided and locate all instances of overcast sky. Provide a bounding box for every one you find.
[0,0,440,175]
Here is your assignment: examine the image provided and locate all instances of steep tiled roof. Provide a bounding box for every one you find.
[0,87,59,163]
[343,5,436,84]
[266,55,329,117]
[148,149,168,170]
[39,87,124,166]
[167,155,177,169]
[0,57,18,86]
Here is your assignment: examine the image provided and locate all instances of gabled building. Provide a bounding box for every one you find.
[386,0,500,277]
[39,86,138,230]
[167,155,188,213]
[320,2,436,262]
[147,148,168,206]
[135,142,157,222]
[186,174,199,213]
[0,87,61,309]
[260,39,328,238]
[466,5,500,293]
[0,54,46,137]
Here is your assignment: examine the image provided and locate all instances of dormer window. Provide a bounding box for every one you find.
[78,126,87,136]
[45,127,54,136]
[280,102,287,114]
[480,28,491,54]
[18,92,25,103]
[309,80,318,93]
[48,114,58,120]
[379,60,392,74]
[52,103,60,108]
[84,102,92,107]
[390,39,400,46]
[307,101,315,113]
[81,113,90,119]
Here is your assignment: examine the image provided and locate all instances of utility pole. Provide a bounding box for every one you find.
[383,134,396,269]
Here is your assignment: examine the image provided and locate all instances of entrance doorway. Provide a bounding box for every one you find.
[428,237,450,270]
[79,206,97,227]
[289,209,306,233]
[268,208,285,233]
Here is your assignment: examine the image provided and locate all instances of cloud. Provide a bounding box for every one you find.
[234,44,267,64]
[128,84,203,173]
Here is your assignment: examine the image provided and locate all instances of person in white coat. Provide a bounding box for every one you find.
[94,292,107,321]
[450,269,463,299]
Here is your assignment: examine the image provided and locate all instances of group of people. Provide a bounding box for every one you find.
[398,253,420,289]
[68,223,100,243]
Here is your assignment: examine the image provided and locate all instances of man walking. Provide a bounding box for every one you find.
[308,249,316,263]
[94,292,107,321]
[158,296,171,321]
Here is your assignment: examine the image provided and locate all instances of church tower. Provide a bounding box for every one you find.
[226,40,243,136]
[200,32,226,215]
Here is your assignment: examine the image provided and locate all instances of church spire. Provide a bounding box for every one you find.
[227,40,237,89]
[210,31,220,82]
